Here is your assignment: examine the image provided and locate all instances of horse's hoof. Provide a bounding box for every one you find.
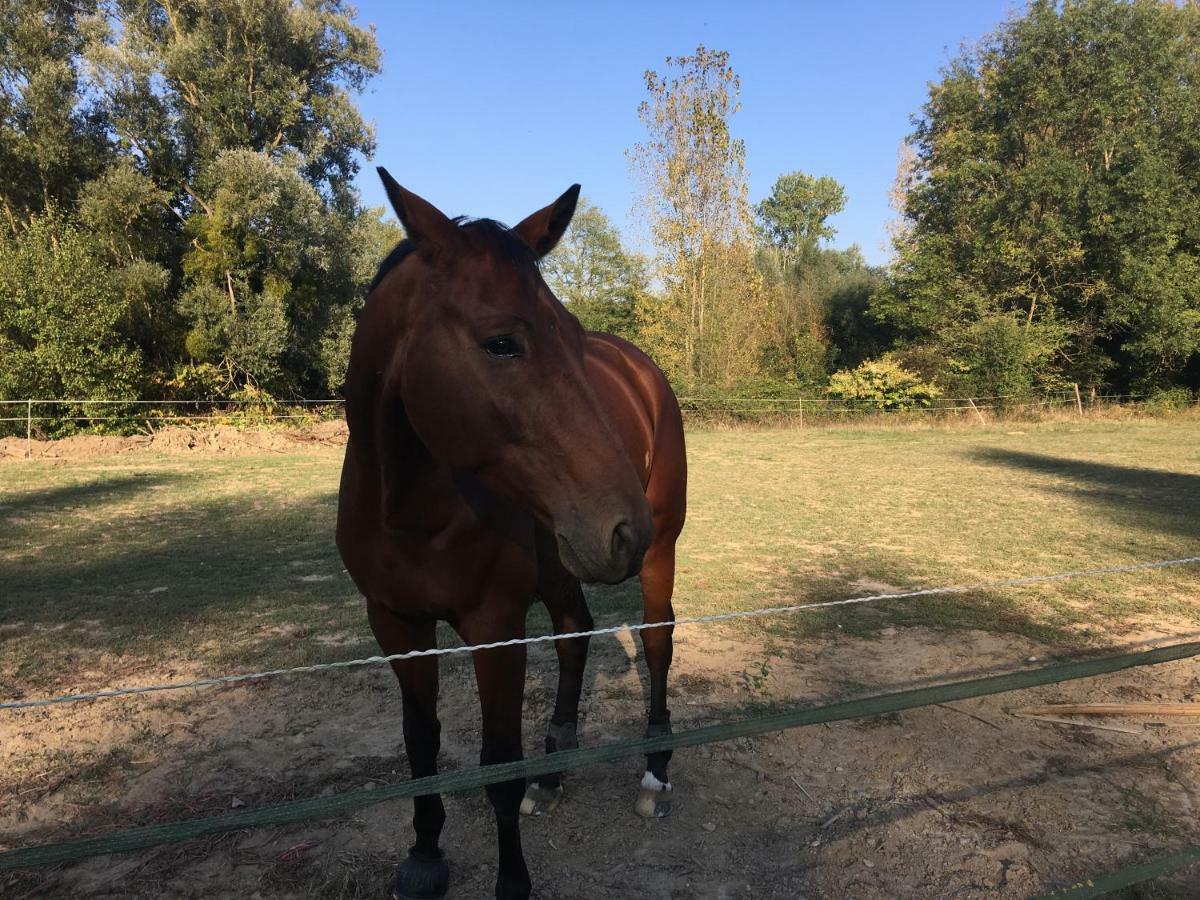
[635,771,673,818]
[391,849,449,900]
[519,781,563,816]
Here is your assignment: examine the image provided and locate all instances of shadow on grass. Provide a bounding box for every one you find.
[970,448,1200,541]
[1,467,650,705]
[0,472,178,518]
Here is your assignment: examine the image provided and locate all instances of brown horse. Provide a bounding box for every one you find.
[336,169,687,900]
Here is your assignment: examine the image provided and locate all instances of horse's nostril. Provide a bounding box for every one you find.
[611,520,635,557]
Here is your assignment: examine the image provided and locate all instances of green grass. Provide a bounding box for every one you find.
[2,418,1199,697]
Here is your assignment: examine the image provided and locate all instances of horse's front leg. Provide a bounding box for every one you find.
[636,542,676,818]
[463,612,532,900]
[367,603,450,900]
[523,531,593,816]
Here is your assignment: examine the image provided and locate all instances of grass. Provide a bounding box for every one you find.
[2,417,1199,698]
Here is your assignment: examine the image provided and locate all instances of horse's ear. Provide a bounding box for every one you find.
[377,167,458,247]
[512,184,581,258]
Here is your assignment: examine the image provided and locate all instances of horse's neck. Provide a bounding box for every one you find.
[372,389,461,529]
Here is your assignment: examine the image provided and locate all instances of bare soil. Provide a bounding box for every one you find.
[0,421,349,461]
[4,623,1200,899]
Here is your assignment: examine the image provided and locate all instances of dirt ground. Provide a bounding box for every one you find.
[0,421,349,460]
[4,621,1200,899]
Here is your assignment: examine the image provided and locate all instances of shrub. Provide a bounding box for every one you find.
[1143,388,1193,414]
[826,357,941,409]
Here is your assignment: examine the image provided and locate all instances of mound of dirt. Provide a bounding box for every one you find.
[0,420,348,461]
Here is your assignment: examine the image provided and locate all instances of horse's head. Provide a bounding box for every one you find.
[369,169,653,584]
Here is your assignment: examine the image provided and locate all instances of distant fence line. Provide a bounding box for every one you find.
[0,390,1180,444]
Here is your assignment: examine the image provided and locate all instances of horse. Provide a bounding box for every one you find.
[336,169,687,900]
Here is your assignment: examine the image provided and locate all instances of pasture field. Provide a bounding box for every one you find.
[3,418,1200,898]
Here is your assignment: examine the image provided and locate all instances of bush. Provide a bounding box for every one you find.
[942,315,1065,399]
[1143,388,1193,414]
[826,358,941,409]
[0,212,143,404]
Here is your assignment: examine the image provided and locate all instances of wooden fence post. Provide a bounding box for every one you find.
[968,397,986,425]
[26,399,32,459]
[798,397,804,428]
[1074,383,1084,417]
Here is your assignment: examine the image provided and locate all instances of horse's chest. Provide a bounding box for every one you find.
[368,518,537,617]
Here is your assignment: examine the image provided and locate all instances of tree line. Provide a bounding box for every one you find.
[3,0,1198,410]
[0,0,398,405]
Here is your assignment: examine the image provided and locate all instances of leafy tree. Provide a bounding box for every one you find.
[0,212,143,402]
[820,249,891,369]
[878,0,1200,392]
[87,0,380,207]
[629,45,769,387]
[79,0,384,396]
[0,0,110,231]
[79,162,178,367]
[756,171,847,260]
[754,171,882,382]
[541,199,646,339]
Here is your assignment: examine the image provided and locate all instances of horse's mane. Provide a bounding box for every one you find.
[367,217,534,295]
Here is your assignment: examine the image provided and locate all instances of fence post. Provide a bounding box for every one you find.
[26,399,32,458]
[968,397,986,425]
[798,397,804,428]
[1074,383,1084,417]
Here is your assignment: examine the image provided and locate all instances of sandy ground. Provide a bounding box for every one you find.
[0,422,349,460]
[4,621,1200,899]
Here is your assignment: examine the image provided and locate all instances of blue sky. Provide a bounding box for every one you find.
[351,1,1019,265]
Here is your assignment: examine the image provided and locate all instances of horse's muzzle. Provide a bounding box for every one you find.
[556,513,651,585]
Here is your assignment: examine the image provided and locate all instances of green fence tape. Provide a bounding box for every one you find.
[1031,844,1200,898]
[3,639,1199,872]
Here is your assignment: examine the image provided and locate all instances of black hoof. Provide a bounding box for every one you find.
[495,874,532,900]
[392,849,449,900]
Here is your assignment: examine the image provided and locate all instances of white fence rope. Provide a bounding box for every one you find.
[4,555,1197,712]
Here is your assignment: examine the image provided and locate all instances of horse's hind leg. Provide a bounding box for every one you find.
[367,603,450,900]
[636,542,676,818]
[523,533,593,816]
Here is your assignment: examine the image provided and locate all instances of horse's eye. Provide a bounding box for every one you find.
[482,335,523,359]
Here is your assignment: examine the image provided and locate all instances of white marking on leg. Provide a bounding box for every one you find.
[640,770,672,792]
[636,770,673,817]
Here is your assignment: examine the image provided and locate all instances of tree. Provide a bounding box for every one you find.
[541,199,646,339]
[87,0,380,208]
[76,0,385,396]
[629,45,767,387]
[0,0,110,232]
[754,172,868,384]
[878,0,1200,392]
[0,213,143,403]
[756,171,847,260]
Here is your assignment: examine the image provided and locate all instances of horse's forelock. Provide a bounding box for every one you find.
[367,218,537,297]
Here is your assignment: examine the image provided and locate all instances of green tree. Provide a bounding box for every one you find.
[629,45,768,387]
[78,162,178,368]
[878,0,1200,392]
[541,199,646,339]
[79,0,384,396]
[0,0,111,231]
[0,213,143,402]
[87,0,380,207]
[756,171,847,260]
